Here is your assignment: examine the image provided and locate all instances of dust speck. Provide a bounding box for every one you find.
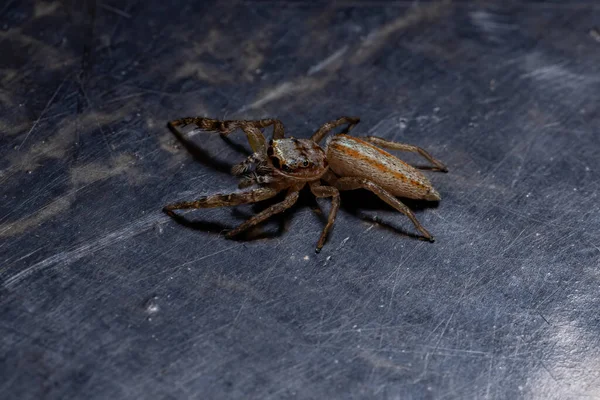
[144,296,160,314]
[589,28,600,43]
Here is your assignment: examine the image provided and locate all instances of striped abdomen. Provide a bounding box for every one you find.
[326,135,440,200]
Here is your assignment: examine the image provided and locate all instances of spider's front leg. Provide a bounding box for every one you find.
[225,188,300,238]
[332,177,435,242]
[309,181,340,252]
[310,116,360,144]
[363,136,448,172]
[168,117,285,153]
[163,187,279,214]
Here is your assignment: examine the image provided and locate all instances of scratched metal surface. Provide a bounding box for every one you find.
[1,1,600,399]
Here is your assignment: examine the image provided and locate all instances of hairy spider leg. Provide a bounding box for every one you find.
[309,181,341,253]
[163,187,280,213]
[363,136,448,172]
[168,117,285,153]
[231,153,263,176]
[225,188,300,238]
[329,176,434,242]
[310,116,360,143]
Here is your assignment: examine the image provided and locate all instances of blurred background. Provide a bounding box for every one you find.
[1,1,600,399]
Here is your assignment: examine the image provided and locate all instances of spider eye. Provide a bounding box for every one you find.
[302,160,309,167]
[270,156,281,169]
[281,164,292,172]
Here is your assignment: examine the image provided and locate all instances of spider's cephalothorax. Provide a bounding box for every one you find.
[231,138,328,188]
[165,117,448,252]
[267,138,328,180]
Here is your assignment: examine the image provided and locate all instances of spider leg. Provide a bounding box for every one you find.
[225,188,300,238]
[310,116,360,143]
[309,181,340,252]
[168,117,285,153]
[231,153,263,176]
[363,136,448,172]
[163,187,280,214]
[333,177,435,242]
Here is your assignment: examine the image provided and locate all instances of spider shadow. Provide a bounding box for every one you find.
[414,165,443,172]
[165,192,297,242]
[335,190,441,241]
[167,187,440,244]
[167,123,252,174]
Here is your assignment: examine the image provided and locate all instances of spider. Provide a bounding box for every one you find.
[163,116,448,252]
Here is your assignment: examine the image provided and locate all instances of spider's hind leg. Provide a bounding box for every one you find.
[333,177,435,242]
[310,117,360,143]
[363,136,448,172]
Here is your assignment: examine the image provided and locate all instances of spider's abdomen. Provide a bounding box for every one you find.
[326,134,440,200]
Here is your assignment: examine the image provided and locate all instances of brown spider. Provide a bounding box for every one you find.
[163,117,448,252]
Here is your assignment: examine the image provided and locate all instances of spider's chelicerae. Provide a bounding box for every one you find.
[164,117,448,252]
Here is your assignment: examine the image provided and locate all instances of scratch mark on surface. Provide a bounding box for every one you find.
[307,45,348,75]
[0,154,137,239]
[384,243,422,334]
[237,1,451,113]
[352,0,451,63]
[415,309,455,383]
[1,213,168,288]
[337,237,350,251]
[485,309,498,399]
[3,108,132,178]
[69,153,136,185]
[540,360,559,383]
[586,240,600,254]
[0,29,76,70]
[510,133,537,189]
[33,1,61,18]
[0,186,86,239]
[363,223,376,234]
[520,53,599,90]
[17,76,68,150]
[140,243,245,284]
[0,0,16,17]
[174,61,236,84]
[0,170,65,224]
[521,64,590,87]
[227,301,246,335]
[98,2,132,19]
[237,76,330,113]
[358,350,410,373]
[469,10,517,42]
[500,228,525,255]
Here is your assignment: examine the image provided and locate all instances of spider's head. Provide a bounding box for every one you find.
[267,138,328,180]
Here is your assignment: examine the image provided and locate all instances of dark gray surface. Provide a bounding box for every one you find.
[2,1,600,399]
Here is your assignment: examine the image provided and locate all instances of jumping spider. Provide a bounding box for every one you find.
[164,117,448,252]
